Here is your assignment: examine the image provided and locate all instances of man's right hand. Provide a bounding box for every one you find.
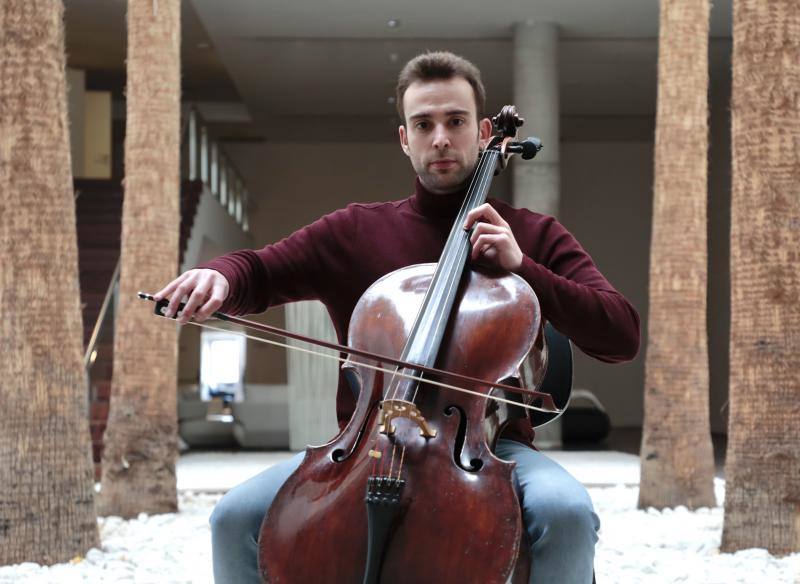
[153,268,230,325]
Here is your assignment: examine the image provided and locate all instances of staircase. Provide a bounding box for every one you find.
[78,178,204,480]
[75,179,122,480]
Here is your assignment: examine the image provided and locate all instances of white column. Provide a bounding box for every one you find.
[514,22,563,448]
[285,301,340,451]
[513,21,560,219]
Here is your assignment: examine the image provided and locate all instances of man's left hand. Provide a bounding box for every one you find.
[463,203,524,272]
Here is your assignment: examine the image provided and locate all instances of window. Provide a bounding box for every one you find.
[200,330,245,403]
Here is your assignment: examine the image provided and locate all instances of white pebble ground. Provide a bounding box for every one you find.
[1,461,798,583]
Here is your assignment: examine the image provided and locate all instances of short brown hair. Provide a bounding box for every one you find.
[395,51,486,123]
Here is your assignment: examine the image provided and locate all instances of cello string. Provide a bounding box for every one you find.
[396,445,406,480]
[186,319,559,414]
[409,148,501,406]
[404,146,498,402]
[360,145,497,484]
[388,443,397,478]
[386,144,497,405]
[389,145,488,401]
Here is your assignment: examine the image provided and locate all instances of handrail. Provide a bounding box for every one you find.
[84,259,120,370]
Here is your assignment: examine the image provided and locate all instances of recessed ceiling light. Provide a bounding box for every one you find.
[387,96,396,104]
[389,53,399,63]
[387,19,400,28]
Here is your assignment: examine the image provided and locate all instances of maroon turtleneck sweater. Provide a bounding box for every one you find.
[201,178,640,445]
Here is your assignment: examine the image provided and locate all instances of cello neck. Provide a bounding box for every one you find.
[390,148,502,401]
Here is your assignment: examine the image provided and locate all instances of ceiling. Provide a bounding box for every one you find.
[64,0,733,142]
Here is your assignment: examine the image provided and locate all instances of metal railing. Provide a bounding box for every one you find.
[83,260,120,370]
[185,107,250,232]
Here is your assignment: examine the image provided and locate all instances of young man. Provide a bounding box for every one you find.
[156,52,640,584]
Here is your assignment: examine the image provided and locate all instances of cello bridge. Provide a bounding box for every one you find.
[379,399,437,438]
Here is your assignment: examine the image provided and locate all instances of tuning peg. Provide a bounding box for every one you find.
[506,137,543,160]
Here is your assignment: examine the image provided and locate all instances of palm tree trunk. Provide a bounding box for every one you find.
[0,0,99,564]
[98,0,181,517]
[638,0,716,509]
[721,0,800,554]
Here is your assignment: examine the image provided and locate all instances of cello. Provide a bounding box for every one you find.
[256,106,550,583]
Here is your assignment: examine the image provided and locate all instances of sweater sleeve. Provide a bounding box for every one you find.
[513,214,641,363]
[197,207,356,316]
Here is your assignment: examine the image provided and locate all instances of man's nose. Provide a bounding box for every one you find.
[432,125,451,149]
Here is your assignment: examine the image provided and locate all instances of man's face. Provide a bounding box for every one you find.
[399,77,492,194]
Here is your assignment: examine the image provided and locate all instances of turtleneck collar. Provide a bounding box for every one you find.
[409,176,470,220]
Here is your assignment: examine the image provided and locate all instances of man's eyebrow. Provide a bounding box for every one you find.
[408,109,471,120]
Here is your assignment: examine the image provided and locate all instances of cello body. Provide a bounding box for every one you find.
[258,264,541,583]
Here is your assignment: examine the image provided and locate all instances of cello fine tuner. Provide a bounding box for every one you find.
[368,449,383,459]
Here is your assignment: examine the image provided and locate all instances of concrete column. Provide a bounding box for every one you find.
[285,301,340,451]
[513,21,560,218]
[514,22,563,448]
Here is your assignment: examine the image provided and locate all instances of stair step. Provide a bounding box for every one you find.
[79,269,118,282]
[92,443,104,464]
[90,400,109,422]
[75,195,123,207]
[77,215,122,225]
[79,248,119,261]
[93,381,112,400]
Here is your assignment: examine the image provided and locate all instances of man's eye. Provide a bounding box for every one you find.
[415,121,429,130]
[451,118,465,126]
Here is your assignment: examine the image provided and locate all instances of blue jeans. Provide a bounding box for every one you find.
[210,439,599,583]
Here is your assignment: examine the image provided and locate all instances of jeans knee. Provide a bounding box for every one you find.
[527,496,599,546]
[209,496,233,535]
[553,498,596,531]
[210,493,258,544]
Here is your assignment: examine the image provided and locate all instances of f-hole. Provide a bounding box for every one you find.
[444,405,483,472]
[332,399,381,463]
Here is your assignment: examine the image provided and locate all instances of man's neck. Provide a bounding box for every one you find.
[418,177,468,196]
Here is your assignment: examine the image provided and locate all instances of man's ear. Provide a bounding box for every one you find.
[478,117,492,148]
[398,124,410,156]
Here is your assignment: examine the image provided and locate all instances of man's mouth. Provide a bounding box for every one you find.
[430,159,457,170]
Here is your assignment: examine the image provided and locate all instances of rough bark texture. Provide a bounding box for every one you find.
[721,0,800,555]
[638,0,716,510]
[97,0,181,517]
[0,0,99,564]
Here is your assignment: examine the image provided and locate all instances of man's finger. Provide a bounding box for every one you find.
[194,281,225,321]
[166,280,196,318]
[178,283,211,324]
[463,203,505,229]
[154,272,188,301]
[195,296,223,322]
[469,222,505,245]
[471,233,504,260]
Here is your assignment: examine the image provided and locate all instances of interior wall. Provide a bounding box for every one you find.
[560,141,652,427]
[181,187,254,271]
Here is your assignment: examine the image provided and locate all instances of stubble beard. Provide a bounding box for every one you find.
[416,154,480,195]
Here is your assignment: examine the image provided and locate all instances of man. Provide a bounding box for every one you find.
[155,51,639,583]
